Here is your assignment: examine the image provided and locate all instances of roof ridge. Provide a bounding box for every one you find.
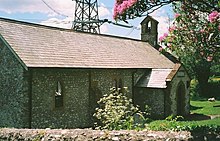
[0,17,72,31]
[0,17,145,42]
[0,17,175,69]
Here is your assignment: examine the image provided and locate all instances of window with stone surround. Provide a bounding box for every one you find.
[55,81,63,108]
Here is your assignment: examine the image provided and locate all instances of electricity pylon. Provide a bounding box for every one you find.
[72,0,100,34]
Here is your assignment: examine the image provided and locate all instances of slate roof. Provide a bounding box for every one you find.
[135,69,173,88]
[147,69,173,88]
[0,18,175,69]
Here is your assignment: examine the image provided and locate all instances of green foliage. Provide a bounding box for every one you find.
[160,1,219,96]
[93,87,150,130]
[148,99,220,132]
[165,115,184,122]
[208,77,220,98]
[190,79,201,100]
[190,78,220,99]
[147,118,220,132]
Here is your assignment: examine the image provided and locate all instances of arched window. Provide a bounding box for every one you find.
[113,78,123,92]
[147,21,151,33]
[118,78,123,93]
[55,81,63,108]
[114,79,118,90]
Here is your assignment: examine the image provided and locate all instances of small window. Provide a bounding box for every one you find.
[146,21,151,33]
[55,81,63,108]
[113,78,124,93]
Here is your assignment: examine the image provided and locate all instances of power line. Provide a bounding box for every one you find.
[41,0,69,18]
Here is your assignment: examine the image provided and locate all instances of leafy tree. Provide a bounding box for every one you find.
[113,0,219,21]
[159,2,219,96]
[113,0,220,96]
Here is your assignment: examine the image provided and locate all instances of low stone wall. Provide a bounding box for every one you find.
[0,128,192,141]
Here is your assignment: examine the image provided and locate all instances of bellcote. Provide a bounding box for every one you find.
[141,16,158,46]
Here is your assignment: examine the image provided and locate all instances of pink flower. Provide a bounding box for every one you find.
[208,11,219,23]
[200,29,205,33]
[174,13,181,19]
[168,26,176,32]
[163,33,168,37]
[159,36,164,42]
[207,56,213,62]
[159,47,163,52]
[113,0,138,18]
[159,33,168,42]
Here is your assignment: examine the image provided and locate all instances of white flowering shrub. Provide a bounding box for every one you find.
[93,87,149,130]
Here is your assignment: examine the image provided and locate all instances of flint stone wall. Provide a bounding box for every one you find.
[0,128,192,141]
[0,40,29,128]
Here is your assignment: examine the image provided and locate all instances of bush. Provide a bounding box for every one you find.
[190,78,220,99]
[93,87,149,130]
[208,76,220,98]
[190,79,200,100]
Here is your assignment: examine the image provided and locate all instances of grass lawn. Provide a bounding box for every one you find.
[147,117,220,131]
[147,100,220,131]
[191,100,220,115]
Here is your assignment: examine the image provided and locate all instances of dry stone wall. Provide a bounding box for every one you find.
[0,128,192,141]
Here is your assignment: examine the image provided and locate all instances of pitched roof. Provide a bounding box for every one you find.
[0,18,174,69]
[135,69,172,88]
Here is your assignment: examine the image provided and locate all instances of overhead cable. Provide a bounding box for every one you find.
[41,0,69,18]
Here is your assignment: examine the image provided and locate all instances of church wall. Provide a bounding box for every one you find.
[168,66,190,116]
[0,39,29,128]
[31,68,90,129]
[30,68,134,129]
[133,87,165,119]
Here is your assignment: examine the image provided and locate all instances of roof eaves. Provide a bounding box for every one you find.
[0,35,28,71]
[166,63,181,81]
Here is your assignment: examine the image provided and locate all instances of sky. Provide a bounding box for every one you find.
[0,0,174,39]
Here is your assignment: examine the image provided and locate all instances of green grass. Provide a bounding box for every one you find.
[147,117,220,131]
[191,100,220,115]
[147,100,220,131]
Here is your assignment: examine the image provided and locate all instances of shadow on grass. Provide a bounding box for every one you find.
[190,105,203,111]
[213,105,220,107]
[184,113,211,121]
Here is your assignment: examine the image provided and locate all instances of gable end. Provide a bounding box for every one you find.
[0,35,28,70]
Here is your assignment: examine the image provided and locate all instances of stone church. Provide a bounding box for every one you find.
[0,16,190,128]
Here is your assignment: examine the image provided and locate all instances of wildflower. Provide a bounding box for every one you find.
[208,11,219,23]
